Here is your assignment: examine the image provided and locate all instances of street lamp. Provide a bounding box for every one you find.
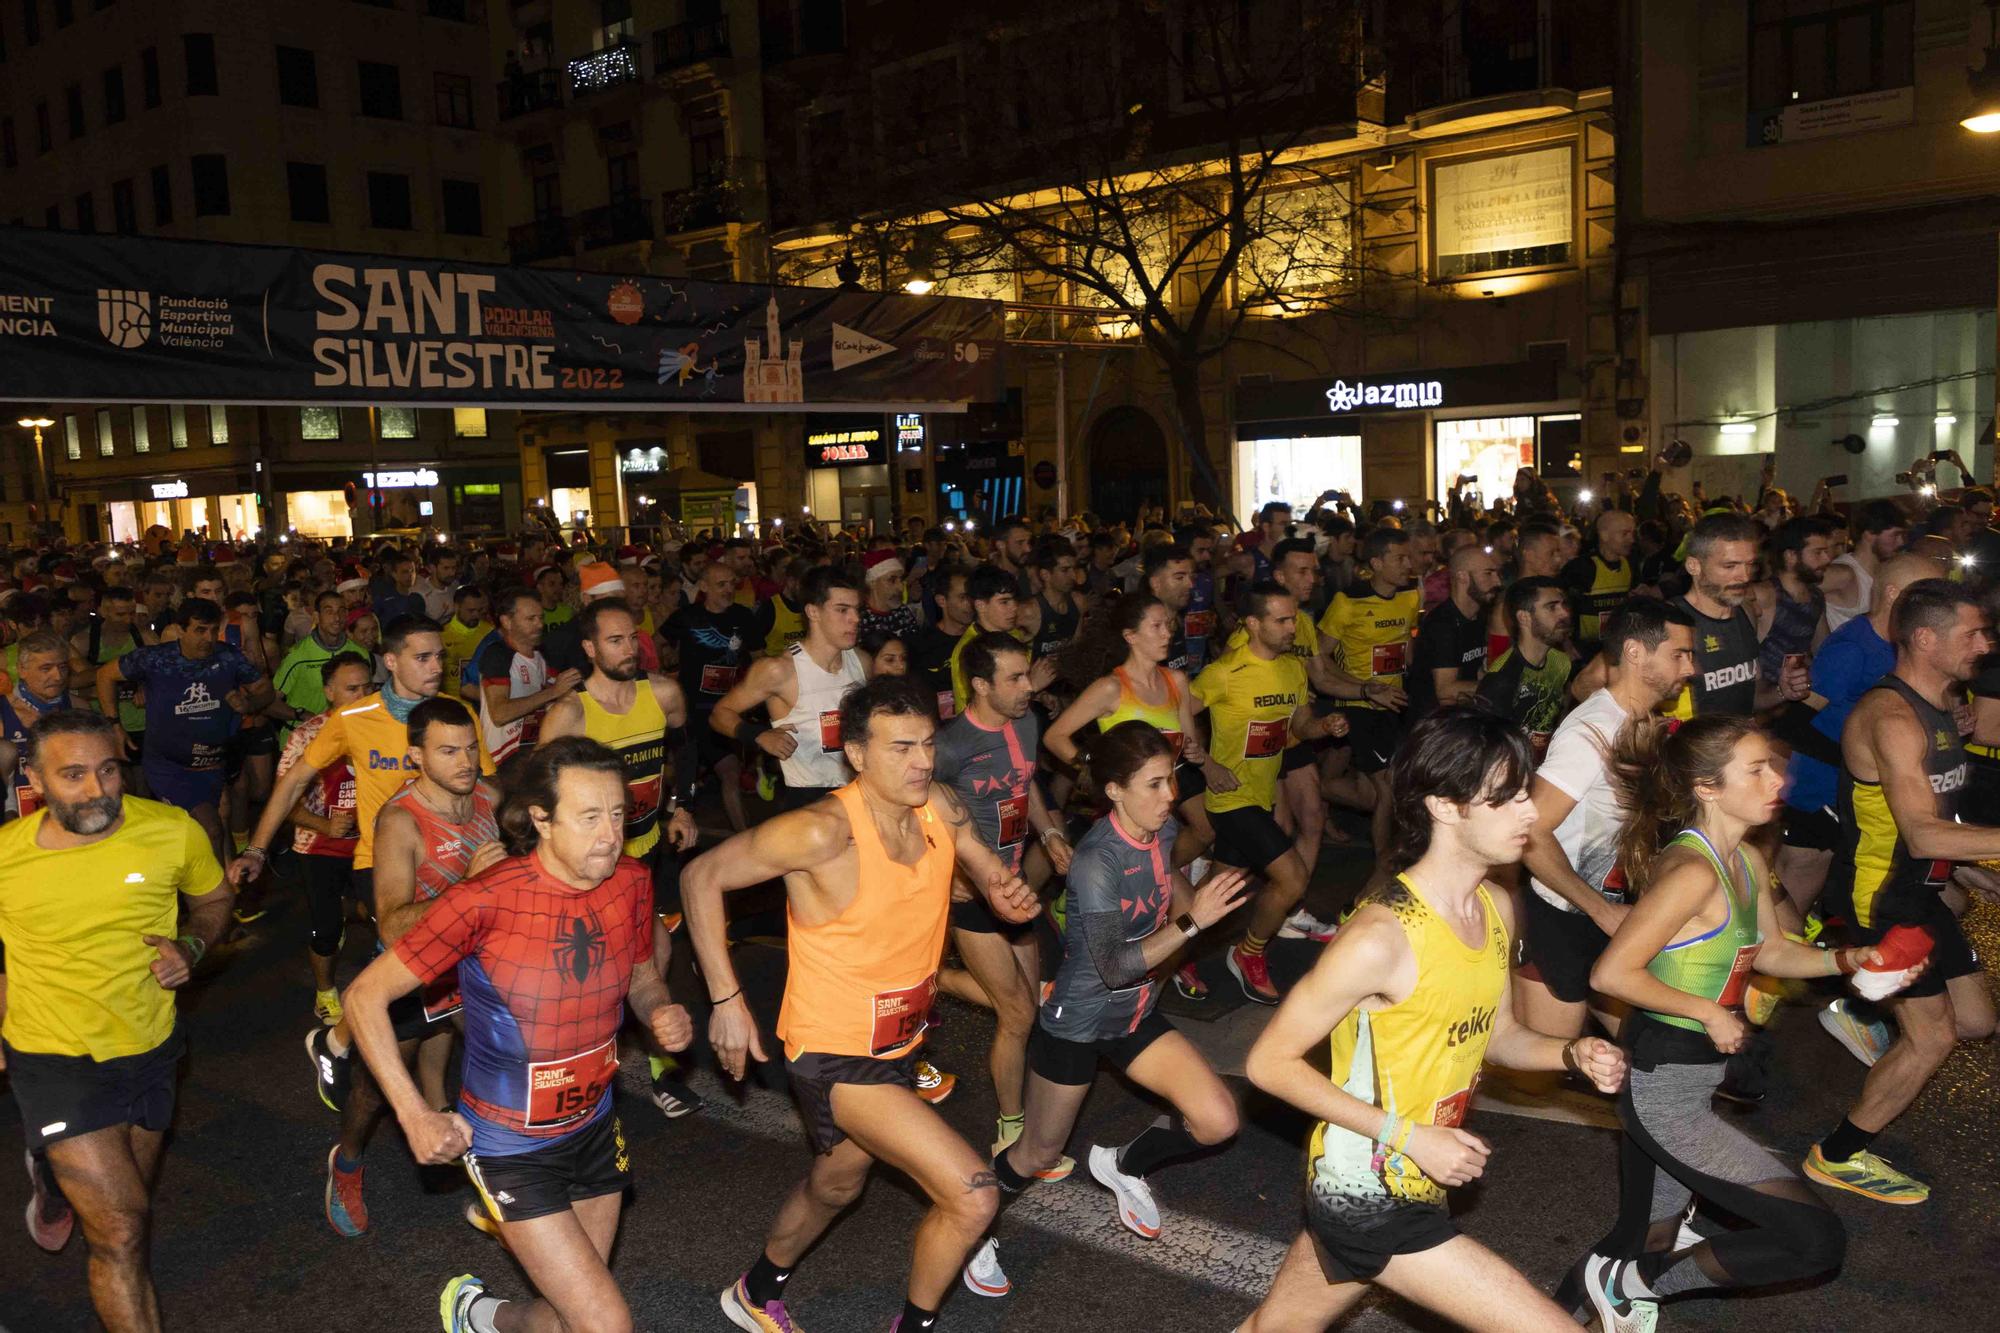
[16,415,54,506]
[1962,0,2000,131]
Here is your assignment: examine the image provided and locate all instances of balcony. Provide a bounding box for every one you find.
[496,68,562,121]
[580,198,655,249]
[661,182,739,234]
[655,17,731,73]
[568,40,643,98]
[1396,3,1615,134]
[509,215,574,264]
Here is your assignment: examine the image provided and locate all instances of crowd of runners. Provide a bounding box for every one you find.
[1,452,1996,1332]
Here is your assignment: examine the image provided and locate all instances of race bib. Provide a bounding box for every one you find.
[870,974,938,1057]
[15,779,40,818]
[1244,717,1287,759]
[936,689,957,720]
[996,793,1028,848]
[819,709,842,753]
[1184,610,1215,639]
[1715,943,1762,1011]
[1433,1082,1476,1129]
[699,663,742,695]
[422,971,463,1024]
[1370,641,1407,677]
[1159,729,1184,758]
[524,1037,619,1129]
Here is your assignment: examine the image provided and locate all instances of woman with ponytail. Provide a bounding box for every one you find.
[1573,714,1921,1328]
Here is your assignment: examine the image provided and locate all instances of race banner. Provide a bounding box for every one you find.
[0,227,1005,411]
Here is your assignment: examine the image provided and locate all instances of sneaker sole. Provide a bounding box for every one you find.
[1223,951,1278,1006]
[1580,1254,1625,1333]
[24,1195,73,1253]
[1088,1152,1161,1240]
[1802,1157,1928,1205]
[917,1084,956,1106]
[718,1285,777,1333]
[1817,1009,1882,1068]
[439,1278,481,1333]
[962,1265,1011,1297]
[303,1030,339,1113]
[324,1145,365,1238]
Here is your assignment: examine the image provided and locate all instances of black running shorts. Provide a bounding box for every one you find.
[1304,1191,1459,1282]
[1519,887,1611,1005]
[1208,804,1293,875]
[950,890,1031,938]
[785,1048,922,1156]
[1781,803,1840,853]
[1028,1008,1174,1086]
[1281,741,1317,774]
[1173,760,1208,805]
[4,1029,183,1150]
[1339,707,1404,775]
[464,1110,631,1224]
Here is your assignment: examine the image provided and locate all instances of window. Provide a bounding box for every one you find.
[64,414,81,460]
[72,191,93,232]
[433,71,473,128]
[1748,0,1915,142]
[150,162,171,223]
[191,153,228,214]
[1,118,13,169]
[440,179,481,235]
[65,83,83,138]
[131,406,150,453]
[300,406,342,440]
[184,33,217,96]
[690,119,727,187]
[1435,417,1536,508]
[378,406,417,439]
[607,151,638,203]
[357,61,402,119]
[34,100,49,152]
[169,404,187,448]
[452,407,488,438]
[141,46,159,107]
[111,177,135,232]
[96,408,114,456]
[21,0,38,47]
[1428,143,1574,280]
[207,404,229,444]
[287,161,329,223]
[367,171,412,229]
[276,46,318,107]
[103,65,125,124]
[531,172,561,220]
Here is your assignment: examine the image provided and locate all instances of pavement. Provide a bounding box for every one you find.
[2,837,1997,1333]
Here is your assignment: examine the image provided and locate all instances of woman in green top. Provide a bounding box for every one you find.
[1573,715,1916,1329]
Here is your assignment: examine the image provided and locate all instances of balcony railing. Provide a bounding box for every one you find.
[496,68,562,120]
[568,40,642,97]
[509,214,574,264]
[580,198,654,249]
[661,182,739,233]
[655,17,731,72]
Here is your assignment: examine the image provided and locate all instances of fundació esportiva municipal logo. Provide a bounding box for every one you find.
[97,289,153,349]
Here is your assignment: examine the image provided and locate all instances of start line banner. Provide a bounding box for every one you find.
[0,227,1005,411]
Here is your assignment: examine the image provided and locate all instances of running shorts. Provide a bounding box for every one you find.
[1028,1008,1174,1086]
[649,838,683,919]
[464,1110,630,1224]
[1781,803,1840,853]
[775,783,836,815]
[141,757,225,813]
[1520,888,1612,1005]
[1281,741,1317,774]
[4,1029,183,1149]
[785,1048,922,1156]
[1340,707,1404,775]
[1848,894,1979,1000]
[950,890,1032,938]
[1208,804,1293,875]
[1173,760,1207,805]
[1304,1191,1459,1282]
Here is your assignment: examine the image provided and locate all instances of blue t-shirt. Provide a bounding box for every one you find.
[460,628,502,695]
[1785,615,1895,814]
[1184,570,1217,672]
[119,642,260,772]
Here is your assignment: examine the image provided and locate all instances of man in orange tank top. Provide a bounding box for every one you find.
[683,675,1039,1333]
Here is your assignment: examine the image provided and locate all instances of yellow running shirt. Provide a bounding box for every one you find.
[577,682,669,859]
[440,617,492,696]
[303,692,418,870]
[0,798,224,1059]
[1319,585,1420,709]
[1192,643,1305,814]
[1308,875,1508,1208]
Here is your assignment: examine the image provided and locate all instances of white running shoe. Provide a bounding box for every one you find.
[1277,909,1336,942]
[1089,1144,1160,1240]
[1819,999,1893,1067]
[1185,856,1212,885]
[962,1236,1010,1297]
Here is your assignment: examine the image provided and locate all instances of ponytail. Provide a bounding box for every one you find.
[1609,713,1759,895]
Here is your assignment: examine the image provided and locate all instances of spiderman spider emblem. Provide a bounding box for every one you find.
[554,911,609,983]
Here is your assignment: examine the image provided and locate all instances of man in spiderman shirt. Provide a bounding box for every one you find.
[344,734,693,1333]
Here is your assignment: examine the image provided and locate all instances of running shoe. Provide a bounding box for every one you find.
[305,1026,351,1112]
[463,1200,503,1241]
[1819,999,1893,1067]
[991,1118,1074,1182]
[1172,963,1208,1001]
[756,766,777,802]
[657,910,685,934]
[721,1276,802,1332]
[1743,974,1783,1028]
[1277,909,1337,943]
[324,1145,368,1237]
[1802,1145,1930,1204]
[439,1274,487,1333]
[313,988,344,1027]
[650,1071,705,1119]
[23,1150,72,1253]
[1581,1255,1657,1333]
[962,1236,1010,1297]
[1225,944,1279,1005]
[1185,857,1212,886]
[915,1060,956,1105]
[1089,1144,1161,1240]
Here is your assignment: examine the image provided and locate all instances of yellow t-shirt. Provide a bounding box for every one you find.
[1319,584,1420,709]
[440,616,493,695]
[0,798,224,1059]
[1192,643,1306,814]
[303,692,417,870]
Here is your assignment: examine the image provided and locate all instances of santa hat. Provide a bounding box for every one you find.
[616,544,646,567]
[861,549,905,583]
[336,576,368,594]
[579,562,626,597]
[51,561,78,582]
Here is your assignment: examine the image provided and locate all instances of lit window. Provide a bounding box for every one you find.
[131,406,150,453]
[379,406,417,439]
[208,404,229,443]
[301,406,342,440]
[452,407,488,438]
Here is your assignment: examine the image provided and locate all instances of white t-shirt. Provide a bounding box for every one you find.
[1530,687,1634,912]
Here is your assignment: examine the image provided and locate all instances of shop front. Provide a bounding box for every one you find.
[273,464,517,539]
[804,414,894,534]
[98,469,263,544]
[933,396,1025,526]
[1232,359,1576,513]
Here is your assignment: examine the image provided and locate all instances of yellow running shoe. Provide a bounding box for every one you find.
[1803,1145,1930,1205]
[1743,975,1783,1028]
[991,1115,1073,1181]
[313,988,344,1027]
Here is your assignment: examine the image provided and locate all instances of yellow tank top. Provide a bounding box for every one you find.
[1097,665,1184,756]
[1575,555,1632,643]
[1307,875,1508,1208]
[577,681,668,858]
[763,594,808,657]
[1319,585,1419,710]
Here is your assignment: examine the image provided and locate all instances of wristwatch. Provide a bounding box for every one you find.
[1176,912,1200,941]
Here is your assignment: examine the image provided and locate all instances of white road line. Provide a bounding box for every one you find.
[620,1059,1289,1298]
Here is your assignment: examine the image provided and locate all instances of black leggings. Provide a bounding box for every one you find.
[298,853,352,960]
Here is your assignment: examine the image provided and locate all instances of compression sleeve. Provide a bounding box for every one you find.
[1069,846,1150,991]
[1772,701,1843,767]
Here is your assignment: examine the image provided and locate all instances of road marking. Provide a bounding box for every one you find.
[621,1060,1289,1297]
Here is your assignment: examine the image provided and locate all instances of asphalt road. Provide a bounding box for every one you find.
[2,845,1995,1333]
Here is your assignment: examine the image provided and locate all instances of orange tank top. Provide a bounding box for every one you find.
[777,781,954,1061]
